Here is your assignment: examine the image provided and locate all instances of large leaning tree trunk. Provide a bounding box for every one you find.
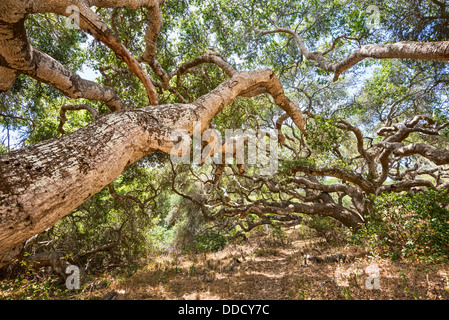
[0,69,306,267]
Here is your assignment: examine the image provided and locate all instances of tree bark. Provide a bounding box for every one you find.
[393,142,449,165]
[0,110,162,266]
[0,68,305,267]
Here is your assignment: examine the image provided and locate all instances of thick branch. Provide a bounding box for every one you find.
[393,143,449,165]
[190,69,306,133]
[170,52,237,79]
[0,18,124,111]
[0,0,158,106]
[337,119,376,178]
[140,1,170,89]
[261,28,449,80]
[291,164,374,193]
[29,49,124,111]
[74,3,158,105]
[0,68,305,266]
[218,201,363,230]
[377,179,436,195]
[0,67,19,92]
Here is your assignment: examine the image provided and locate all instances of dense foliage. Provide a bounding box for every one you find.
[353,190,449,262]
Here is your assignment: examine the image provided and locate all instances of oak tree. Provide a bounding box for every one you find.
[1,0,449,266]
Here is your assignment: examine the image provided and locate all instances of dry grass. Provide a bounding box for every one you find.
[104,227,449,300]
[4,226,448,300]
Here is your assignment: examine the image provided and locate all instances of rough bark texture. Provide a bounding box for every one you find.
[0,69,305,266]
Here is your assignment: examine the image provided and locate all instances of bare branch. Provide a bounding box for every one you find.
[107,182,145,212]
[337,119,376,178]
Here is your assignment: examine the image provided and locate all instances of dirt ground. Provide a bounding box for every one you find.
[104,227,449,300]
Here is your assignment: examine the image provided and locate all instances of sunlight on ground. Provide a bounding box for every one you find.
[105,228,449,300]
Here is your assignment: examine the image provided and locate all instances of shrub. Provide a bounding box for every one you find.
[304,215,349,244]
[353,190,449,262]
[183,230,227,253]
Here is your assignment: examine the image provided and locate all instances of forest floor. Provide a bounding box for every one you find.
[2,227,449,300]
[102,227,449,300]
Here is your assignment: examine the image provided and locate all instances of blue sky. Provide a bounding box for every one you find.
[0,37,99,150]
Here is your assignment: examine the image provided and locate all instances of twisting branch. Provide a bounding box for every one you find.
[107,183,144,210]
[73,217,127,261]
[140,1,170,90]
[74,3,159,105]
[322,35,363,56]
[391,143,449,166]
[57,104,99,135]
[171,51,273,99]
[170,51,237,79]
[0,11,125,111]
[0,0,159,106]
[260,28,449,81]
[375,116,449,166]
[337,119,376,178]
